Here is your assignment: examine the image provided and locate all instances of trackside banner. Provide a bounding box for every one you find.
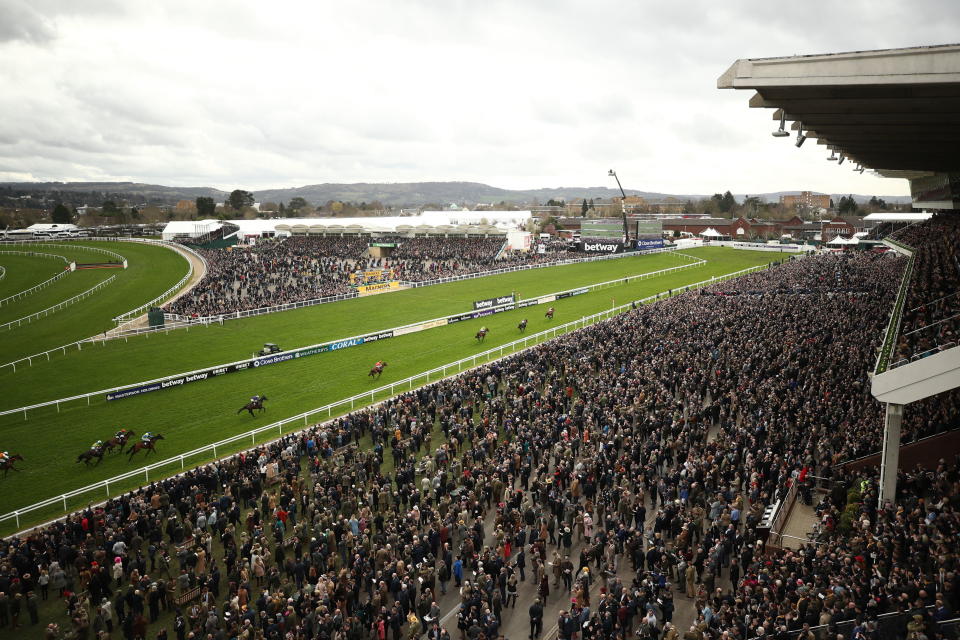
[635,239,664,250]
[473,294,514,310]
[106,330,395,401]
[578,241,623,254]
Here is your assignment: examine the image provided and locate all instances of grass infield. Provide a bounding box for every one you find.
[0,247,785,533]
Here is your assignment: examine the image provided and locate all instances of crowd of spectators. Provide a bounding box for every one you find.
[6,251,960,640]
[168,236,585,317]
[890,216,960,366]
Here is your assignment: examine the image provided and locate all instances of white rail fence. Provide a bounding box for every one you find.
[0,275,117,332]
[0,270,72,307]
[0,265,4,280]
[0,249,70,264]
[163,246,694,325]
[0,261,771,533]
[0,257,706,415]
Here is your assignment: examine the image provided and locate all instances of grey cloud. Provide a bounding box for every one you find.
[0,1,56,44]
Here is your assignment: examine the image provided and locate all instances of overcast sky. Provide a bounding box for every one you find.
[0,0,956,196]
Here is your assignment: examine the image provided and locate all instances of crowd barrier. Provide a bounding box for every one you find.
[0,261,770,533]
[163,246,696,325]
[0,275,117,332]
[0,257,706,416]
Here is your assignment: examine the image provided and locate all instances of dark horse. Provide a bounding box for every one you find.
[77,446,105,466]
[1,454,24,476]
[518,319,528,333]
[237,395,268,417]
[127,434,164,460]
[103,430,135,454]
[475,328,490,343]
[368,362,387,379]
[544,306,555,320]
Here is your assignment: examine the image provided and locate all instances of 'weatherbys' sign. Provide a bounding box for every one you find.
[472,294,515,310]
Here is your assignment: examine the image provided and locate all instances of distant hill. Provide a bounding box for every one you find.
[0,181,912,208]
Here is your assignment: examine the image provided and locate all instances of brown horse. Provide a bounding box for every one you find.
[368,362,387,379]
[1,453,24,476]
[518,319,528,333]
[544,307,554,320]
[475,328,489,343]
[127,434,164,460]
[77,447,105,466]
[237,395,268,417]
[103,430,135,454]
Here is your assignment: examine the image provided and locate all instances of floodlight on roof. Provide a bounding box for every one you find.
[859,166,866,174]
[795,123,806,148]
[827,150,837,161]
[837,154,845,166]
[772,113,789,137]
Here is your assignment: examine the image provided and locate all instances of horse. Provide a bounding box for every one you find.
[237,395,268,417]
[475,328,489,343]
[103,430,136,454]
[368,362,387,379]
[127,434,164,460]
[518,319,528,333]
[77,447,105,466]
[0,454,24,476]
[544,307,555,320]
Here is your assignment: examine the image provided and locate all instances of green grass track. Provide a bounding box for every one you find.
[0,241,189,362]
[0,254,67,299]
[0,248,785,530]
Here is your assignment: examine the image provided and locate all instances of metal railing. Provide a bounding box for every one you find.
[163,247,694,325]
[0,257,706,416]
[746,607,956,640]
[0,269,71,307]
[111,243,200,324]
[0,275,117,332]
[874,252,914,375]
[0,265,4,280]
[0,261,769,532]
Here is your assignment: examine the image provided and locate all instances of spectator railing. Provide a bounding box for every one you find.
[0,256,708,415]
[747,606,954,640]
[163,247,698,325]
[0,275,117,332]
[874,251,914,374]
[0,261,770,533]
[0,269,71,307]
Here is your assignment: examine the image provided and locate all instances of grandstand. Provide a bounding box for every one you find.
[2,44,959,640]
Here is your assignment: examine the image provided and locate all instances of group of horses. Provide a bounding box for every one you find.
[475,307,555,343]
[75,431,166,466]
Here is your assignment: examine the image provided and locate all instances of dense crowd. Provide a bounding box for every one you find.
[168,237,585,317]
[890,216,960,366]
[6,250,960,640]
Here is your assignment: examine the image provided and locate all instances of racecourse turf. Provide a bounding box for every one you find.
[0,241,189,362]
[0,253,67,298]
[0,250,689,409]
[0,248,787,533]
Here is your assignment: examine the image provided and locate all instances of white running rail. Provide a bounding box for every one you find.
[0,261,770,534]
[0,275,117,332]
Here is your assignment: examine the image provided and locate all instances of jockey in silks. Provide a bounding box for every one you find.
[141,432,154,443]
[250,394,261,404]
[375,361,384,371]
[92,440,104,451]
[0,451,8,464]
[115,428,128,440]
[480,326,488,334]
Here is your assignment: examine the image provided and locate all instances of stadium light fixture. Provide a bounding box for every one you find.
[827,150,837,161]
[608,169,630,245]
[795,123,806,148]
[859,166,866,174]
[837,154,845,166]
[772,112,790,137]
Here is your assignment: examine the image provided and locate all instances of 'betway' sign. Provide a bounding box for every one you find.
[578,241,623,254]
[473,294,515,310]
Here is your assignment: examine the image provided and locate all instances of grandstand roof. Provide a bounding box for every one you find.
[719,44,960,209]
[862,212,934,222]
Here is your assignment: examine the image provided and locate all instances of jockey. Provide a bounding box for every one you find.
[375,361,384,370]
[92,440,104,451]
[115,428,128,439]
[141,432,154,443]
[480,326,488,333]
[250,394,261,404]
[0,451,8,463]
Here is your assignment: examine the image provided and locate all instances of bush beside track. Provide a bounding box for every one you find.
[0,248,788,528]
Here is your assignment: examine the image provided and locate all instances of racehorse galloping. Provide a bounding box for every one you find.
[518,319,528,333]
[544,306,555,320]
[237,395,268,417]
[475,327,490,343]
[103,430,135,454]
[77,447,105,466]
[127,434,164,460]
[0,453,24,476]
[369,361,387,379]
